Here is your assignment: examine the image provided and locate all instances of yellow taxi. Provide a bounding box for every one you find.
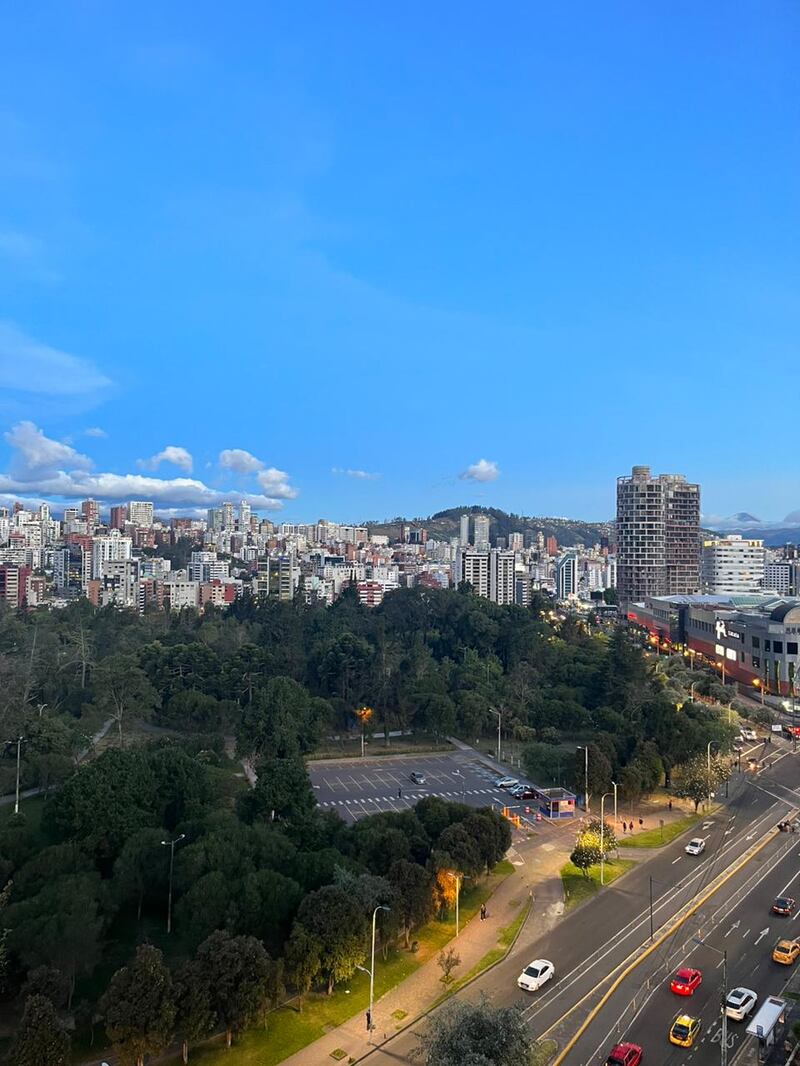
[669,1014,701,1048]
[772,938,800,965]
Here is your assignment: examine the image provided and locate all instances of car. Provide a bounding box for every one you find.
[517,958,554,992]
[499,779,520,791]
[409,771,427,785]
[670,967,702,995]
[685,838,706,856]
[494,776,518,789]
[772,938,800,965]
[725,987,757,1021]
[773,896,796,916]
[510,785,535,799]
[669,1013,701,1048]
[604,1042,643,1066]
[741,728,758,741]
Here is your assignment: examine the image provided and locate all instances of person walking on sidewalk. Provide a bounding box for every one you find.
[480,903,487,921]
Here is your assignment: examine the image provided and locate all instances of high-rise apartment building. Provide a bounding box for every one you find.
[763,561,800,597]
[616,465,700,605]
[239,500,252,530]
[454,548,489,597]
[701,535,765,594]
[555,552,578,600]
[91,531,133,579]
[489,549,516,605]
[473,514,490,551]
[128,501,154,528]
[508,532,524,552]
[110,505,127,530]
[545,536,558,557]
[459,514,470,547]
[81,499,100,529]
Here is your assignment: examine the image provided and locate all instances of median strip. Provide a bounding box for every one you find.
[550,817,794,1065]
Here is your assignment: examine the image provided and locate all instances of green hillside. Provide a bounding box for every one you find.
[366,506,611,546]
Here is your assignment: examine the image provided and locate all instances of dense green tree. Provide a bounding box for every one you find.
[101,944,176,1066]
[237,756,316,823]
[9,994,71,1066]
[388,860,436,947]
[416,996,532,1066]
[284,923,321,1006]
[195,930,273,1047]
[674,752,730,811]
[90,653,160,746]
[113,827,167,920]
[174,960,215,1064]
[293,885,367,995]
[22,965,71,1009]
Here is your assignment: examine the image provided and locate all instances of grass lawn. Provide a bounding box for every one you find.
[530,1038,558,1065]
[560,858,636,911]
[309,734,453,761]
[622,811,702,848]
[160,864,514,1066]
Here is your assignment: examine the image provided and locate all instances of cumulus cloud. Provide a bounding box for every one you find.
[459,458,500,483]
[84,426,107,438]
[0,321,112,397]
[0,422,294,511]
[219,448,264,474]
[5,421,92,477]
[331,467,381,480]
[138,445,194,473]
[256,467,298,499]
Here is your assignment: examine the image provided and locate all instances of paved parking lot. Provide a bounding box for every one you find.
[309,751,549,824]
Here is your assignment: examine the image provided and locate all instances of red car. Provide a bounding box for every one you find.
[605,1043,643,1066]
[670,967,702,995]
[773,897,796,916]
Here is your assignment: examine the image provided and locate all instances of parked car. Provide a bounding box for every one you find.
[409,772,426,785]
[772,896,795,916]
[517,958,554,992]
[670,967,702,996]
[684,838,706,856]
[604,1043,642,1066]
[494,776,518,789]
[725,987,757,1021]
[741,728,758,741]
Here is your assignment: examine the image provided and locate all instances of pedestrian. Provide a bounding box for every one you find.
[668,800,673,812]
[480,903,487,921]
[638,817,643,828]
[621,821,626,833]
[398,787,402,799]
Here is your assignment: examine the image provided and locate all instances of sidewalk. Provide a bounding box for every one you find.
[279,847,568,1066]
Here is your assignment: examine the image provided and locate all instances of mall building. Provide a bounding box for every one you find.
[627,593,800,697]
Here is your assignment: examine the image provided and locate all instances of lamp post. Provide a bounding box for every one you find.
[611,780,618,830]
[160,833,185,934]
[692,937,728,1066]
[489,707,502,763]
[359,905,390,1038]
[706,741,716,810]
[690,681,698,702]
[577,745,590,813]
[5,735,25,816]
[445,872,464,937]
[599,791,614,885]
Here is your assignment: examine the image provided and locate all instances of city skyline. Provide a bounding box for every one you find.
[2,5,799,521]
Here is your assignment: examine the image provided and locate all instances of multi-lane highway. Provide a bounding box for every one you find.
[362,737,799,1066]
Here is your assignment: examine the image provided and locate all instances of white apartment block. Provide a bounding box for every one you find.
[163,580,200,610]
[473,515,490,551]
[701,535,765,594]
[455,548,489,597]
[763,561,800,597]
[91,531,133,579]
[555,552,579,600]
[128,501,154,528]
[489,549,516,605]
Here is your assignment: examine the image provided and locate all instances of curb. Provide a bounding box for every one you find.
[354,883,535,1062]
[550,815,794,1064]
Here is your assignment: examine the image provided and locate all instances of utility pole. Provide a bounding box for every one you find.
[489,707,502,763]
[720,949,728,1066]
[6,735,25,816]
[160,833,185,934]
[648,877,654,941]
[577,745,590,813]
[600,792,613,885]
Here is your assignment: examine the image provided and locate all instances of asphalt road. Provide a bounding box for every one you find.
[359,739,800,1066]
[308,752,541,823]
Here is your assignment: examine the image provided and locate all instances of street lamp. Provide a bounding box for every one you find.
[358,904,390,1038]
[706,740,718,810]
[577,745,590,813]
[610,780,618,831]
[160,833,185,934]
[752,678,765,705]
[692,937,728,1066]
[689,681,698,702]
[5,735,25,816]
[444,871,465,937]
[488,707,502,763]
[599,791,614,885]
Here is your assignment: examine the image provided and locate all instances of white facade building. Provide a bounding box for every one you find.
[473,515,490,551]
[701,536,765,594]
[91,531,133,579]
[489,549,516,605]
[555,552,579,600]
[128,501,154,528]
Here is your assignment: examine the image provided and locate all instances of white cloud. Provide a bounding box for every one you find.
[0,422,293,511]
[0,321,112,397]
[331,467,381,481]
[219,448,264,474]
[84,426,107,438]
[138,445,194,473]
[459,458,500,483]
[5,421,92,477]
[256,467,298,499]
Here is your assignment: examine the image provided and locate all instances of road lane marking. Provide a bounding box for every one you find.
[672,856,682,864]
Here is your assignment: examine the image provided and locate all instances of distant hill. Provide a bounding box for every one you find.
[365,506,611,547]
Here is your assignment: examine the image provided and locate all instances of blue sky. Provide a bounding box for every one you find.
[1,2,798,522]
